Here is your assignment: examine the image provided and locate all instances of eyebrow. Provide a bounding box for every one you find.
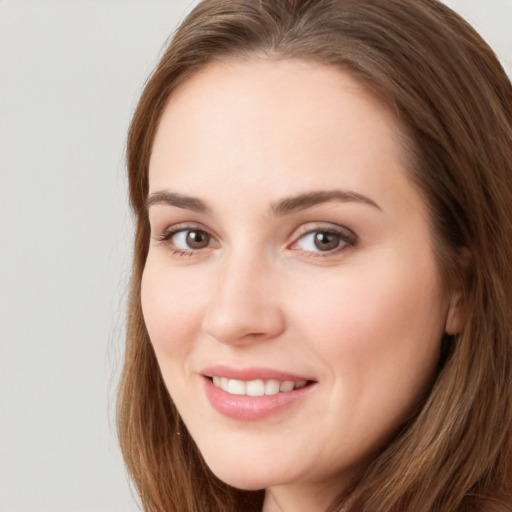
[145,188,381,215]
[271,189,381,215]
[145,191,212,214]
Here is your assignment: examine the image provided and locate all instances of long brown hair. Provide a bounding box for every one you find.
[117,1,512,510]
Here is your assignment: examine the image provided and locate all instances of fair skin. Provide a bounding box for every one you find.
[142,58,462,512]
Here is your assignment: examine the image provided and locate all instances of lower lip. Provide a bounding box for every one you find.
[203,377,315,421]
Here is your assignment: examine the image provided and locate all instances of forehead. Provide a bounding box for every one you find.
[148,58,419,215]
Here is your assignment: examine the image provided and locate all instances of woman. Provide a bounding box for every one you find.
[117,1,512,511]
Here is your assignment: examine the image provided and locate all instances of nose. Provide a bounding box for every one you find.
[201,254,285,346]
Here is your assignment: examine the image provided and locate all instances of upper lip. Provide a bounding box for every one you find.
[201,365,314,382]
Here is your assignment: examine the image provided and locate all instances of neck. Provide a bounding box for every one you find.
[262,480,343,512]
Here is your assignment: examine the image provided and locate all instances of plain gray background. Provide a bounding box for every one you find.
[0,1,510,511]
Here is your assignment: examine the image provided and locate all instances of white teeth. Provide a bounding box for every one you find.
[211,377,308,396]
[265,379,280,395]
[246,379,265,397]
[226,379,246,395]
[280,381,294,392]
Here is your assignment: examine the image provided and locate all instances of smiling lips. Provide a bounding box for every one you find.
[202,367,315,420]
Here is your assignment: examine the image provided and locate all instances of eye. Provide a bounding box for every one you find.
[292,228,355,255]
[174,229,212,249]
[157,227,216,253]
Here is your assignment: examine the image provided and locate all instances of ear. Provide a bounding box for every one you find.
[445,288,465,335]
[444,248,471,335]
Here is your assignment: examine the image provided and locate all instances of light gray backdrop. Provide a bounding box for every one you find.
[0,1,510,511]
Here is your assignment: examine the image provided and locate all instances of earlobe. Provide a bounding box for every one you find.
[445,288,464,335]
[444,248,471,335]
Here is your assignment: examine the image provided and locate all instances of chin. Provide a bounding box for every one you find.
[211,470,269,491]
[204,456,291,491]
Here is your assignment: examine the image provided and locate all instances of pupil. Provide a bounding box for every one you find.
[314,232,339,251]
[186,230,209,249]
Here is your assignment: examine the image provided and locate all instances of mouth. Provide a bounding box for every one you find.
[208,376,310,397]
[201,367,316,420]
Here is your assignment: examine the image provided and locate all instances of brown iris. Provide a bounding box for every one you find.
[313,232,340,251]
[186,230,211,249]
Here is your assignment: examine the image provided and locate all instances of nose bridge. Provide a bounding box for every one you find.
[202,245,284,345]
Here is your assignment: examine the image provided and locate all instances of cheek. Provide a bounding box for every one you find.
[140,258,206,361]
[295,259,443,346]
[290,255,445,421]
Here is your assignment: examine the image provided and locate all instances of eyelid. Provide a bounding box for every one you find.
[292,221,356,239]
[153,221,213,240]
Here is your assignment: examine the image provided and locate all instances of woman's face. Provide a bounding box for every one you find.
[142,59,461,510]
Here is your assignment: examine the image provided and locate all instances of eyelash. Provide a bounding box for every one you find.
[154,224,357,258]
